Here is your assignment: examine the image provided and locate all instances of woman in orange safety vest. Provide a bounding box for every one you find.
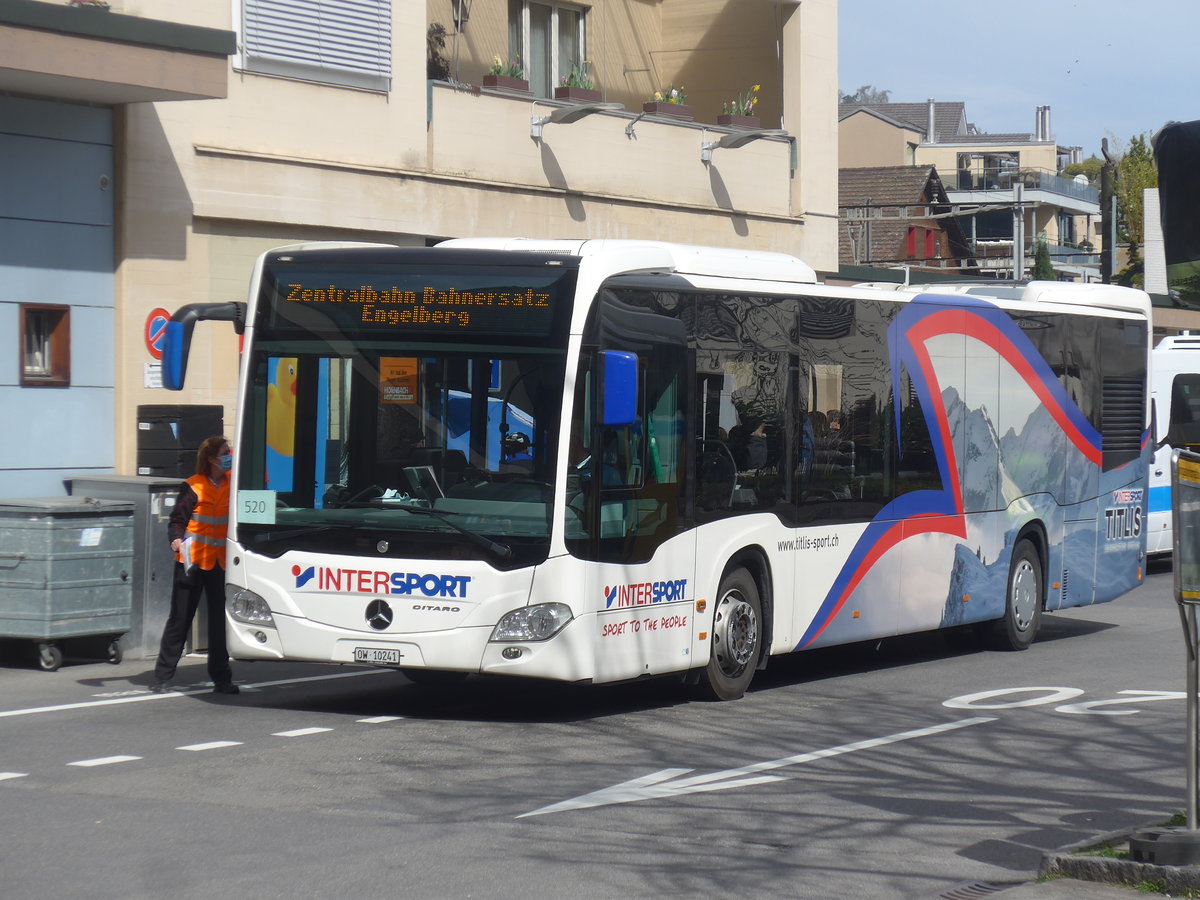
[151,435,239,695]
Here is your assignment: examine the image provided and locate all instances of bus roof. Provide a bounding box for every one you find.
[860,279,1152,318]
[438,237,819,285]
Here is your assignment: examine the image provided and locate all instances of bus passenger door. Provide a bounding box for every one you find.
[570,294,693,683]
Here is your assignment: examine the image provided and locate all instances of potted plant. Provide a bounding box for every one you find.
[554,60,601,102]
[718,84,762,127]
[642,85,691,120]
[483,55,528,93]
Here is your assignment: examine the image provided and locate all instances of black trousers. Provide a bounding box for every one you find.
[153,563,233,685]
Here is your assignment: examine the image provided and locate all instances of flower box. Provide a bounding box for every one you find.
[482,74,530,93]
[554,86,602,103]
[717,114,761,129]
[642,102,692,120]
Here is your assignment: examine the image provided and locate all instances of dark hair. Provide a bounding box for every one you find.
[194,435,229,476]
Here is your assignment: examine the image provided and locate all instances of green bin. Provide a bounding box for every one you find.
[0,497,134,670]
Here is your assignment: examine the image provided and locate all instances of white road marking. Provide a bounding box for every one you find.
[273,727,332,738]
[176,741,243,752]
[357,716,401,724]
[519,717,997,818]
[68,756,142,768]
[0,772,28,781]
[0,669,385,720]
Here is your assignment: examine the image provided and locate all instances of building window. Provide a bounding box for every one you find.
[241,0,391,91]
[509,0,586,98]
[20,304,70,387]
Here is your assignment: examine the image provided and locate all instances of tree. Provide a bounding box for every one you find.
[1061,156,1103,184]
[1033,235,1055,281]
[1114,133,1158,248]
[1111,133,1158,288]
[840,85,891,105]
[427,23,450,81]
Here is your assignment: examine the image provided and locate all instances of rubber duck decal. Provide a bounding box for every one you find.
[265,357,297,489]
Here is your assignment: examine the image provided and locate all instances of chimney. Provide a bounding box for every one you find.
[927,98,936,144]
[1034,105,1053,141]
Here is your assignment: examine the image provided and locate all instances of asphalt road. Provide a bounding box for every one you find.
[0,558,1187,899]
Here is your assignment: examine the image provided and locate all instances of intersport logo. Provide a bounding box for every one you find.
[291,565,470,597]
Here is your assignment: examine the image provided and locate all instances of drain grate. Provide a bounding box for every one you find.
[923,880,1024,900]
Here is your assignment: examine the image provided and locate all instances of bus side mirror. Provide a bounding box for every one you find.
[161,319,192,391]
[601,350,637,427]
[160,302,247,391]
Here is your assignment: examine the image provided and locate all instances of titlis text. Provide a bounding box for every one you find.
[1104,505,1142,540]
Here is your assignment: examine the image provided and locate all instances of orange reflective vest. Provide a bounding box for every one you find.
[176,473,230,570]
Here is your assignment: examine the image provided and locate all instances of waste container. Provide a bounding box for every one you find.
[65,476,183,660]
[0,496,134,670]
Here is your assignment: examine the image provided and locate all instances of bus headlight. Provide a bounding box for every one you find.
[490,603,572,642]
[226,586,275,626]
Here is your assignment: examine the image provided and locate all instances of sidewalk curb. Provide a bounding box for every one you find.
[1039,821,1200,893]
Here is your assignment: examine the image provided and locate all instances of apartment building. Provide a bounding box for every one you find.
[838,100,1099,281]
[0,0,838,497]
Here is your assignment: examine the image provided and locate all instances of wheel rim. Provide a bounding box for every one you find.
[713,588,758,676]
[1010,557,1038,632]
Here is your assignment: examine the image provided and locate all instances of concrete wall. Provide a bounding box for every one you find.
[838,112,921,168]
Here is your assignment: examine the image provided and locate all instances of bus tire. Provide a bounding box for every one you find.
[988,538,1042,651]
[696,568,762,701]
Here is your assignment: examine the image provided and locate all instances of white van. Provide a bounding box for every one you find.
[1149,334,1200,555]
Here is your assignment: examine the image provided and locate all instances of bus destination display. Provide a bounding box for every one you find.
[267,267,571,338]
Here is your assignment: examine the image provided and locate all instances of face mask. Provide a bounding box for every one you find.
[218,453,233,472]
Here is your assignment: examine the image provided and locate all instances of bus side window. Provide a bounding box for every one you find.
[1168,374,1200,449]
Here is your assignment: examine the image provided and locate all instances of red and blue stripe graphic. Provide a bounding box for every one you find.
[795,295,1103,649]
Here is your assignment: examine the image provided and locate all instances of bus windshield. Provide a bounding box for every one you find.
[234,254,576,567]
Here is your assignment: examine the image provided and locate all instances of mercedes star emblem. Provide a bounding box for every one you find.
[365,599,393,630]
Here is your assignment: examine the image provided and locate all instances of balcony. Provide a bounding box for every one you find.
[949,166,1099,216]
[425,81,798,232]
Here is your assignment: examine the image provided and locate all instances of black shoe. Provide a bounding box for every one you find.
[212,682,240,695]
[150,681,172,693]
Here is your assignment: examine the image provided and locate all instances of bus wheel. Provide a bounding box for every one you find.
[989,538,1042,651]
[697,568,761,701]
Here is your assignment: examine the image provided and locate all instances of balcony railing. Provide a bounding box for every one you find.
[954,167,1099,203]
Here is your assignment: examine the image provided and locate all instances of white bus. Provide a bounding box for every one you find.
[162,240,1152,699]
[1148,334,1200,555]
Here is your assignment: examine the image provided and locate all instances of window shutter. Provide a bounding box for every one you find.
[243,0,391,91]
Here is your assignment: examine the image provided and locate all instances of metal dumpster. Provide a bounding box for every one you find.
[65,475,184,660]
[0,496,134,670]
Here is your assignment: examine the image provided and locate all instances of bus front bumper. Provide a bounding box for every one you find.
[226,610,594,682]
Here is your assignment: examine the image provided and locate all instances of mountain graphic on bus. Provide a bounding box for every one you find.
[797,293,1142,650]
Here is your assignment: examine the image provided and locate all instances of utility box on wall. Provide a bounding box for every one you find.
[136,405,224,477]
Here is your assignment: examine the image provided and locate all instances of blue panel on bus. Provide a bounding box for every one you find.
[1149,483,1171,514]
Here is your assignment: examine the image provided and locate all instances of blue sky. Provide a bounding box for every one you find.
[838,0,1195,158]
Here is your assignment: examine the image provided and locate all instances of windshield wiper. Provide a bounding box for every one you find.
[250,523,356,544]
[395,505,513,561]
